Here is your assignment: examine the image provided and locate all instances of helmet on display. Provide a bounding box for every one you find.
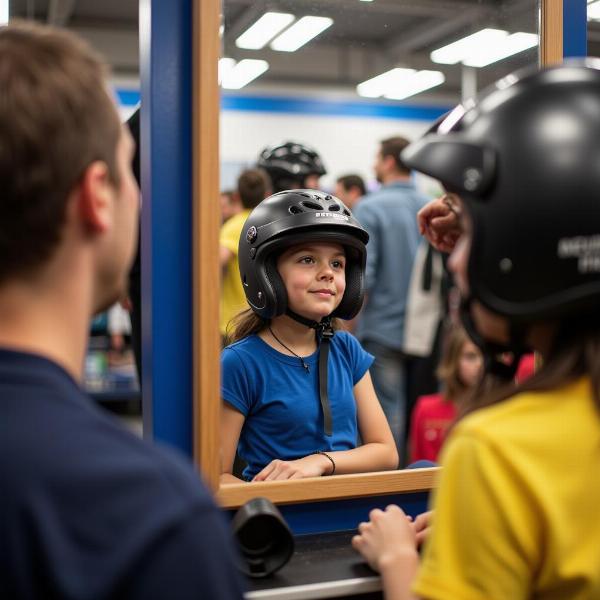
[238,189,368,321]
[402,61,600,324]
[258,142,327,192]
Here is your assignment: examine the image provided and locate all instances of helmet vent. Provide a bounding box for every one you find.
[343,208,351,216]
[328,204,340,211]
[300,200,323,211]
[289,205,303,215]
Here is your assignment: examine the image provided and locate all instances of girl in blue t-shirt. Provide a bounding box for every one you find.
[220,189,398,483]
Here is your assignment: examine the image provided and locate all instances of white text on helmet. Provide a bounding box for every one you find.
[315,212,349,221]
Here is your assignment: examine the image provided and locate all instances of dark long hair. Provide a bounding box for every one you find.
[459,315,600,420]
[225,309,344,345]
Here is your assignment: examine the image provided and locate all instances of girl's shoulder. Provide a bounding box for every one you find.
[332,329,359,348]
[222,334,266,362]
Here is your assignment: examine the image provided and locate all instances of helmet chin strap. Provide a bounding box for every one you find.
[286,308,334,436]
[459,297,530,381]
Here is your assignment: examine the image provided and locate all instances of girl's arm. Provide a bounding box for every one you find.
[253,371,398,481]
[220,402,246,484]
[327,371,399,474]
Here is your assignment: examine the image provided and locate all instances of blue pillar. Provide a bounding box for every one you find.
[563,0,587,58]
[139,0,193,455]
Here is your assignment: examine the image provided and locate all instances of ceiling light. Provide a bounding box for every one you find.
[220,59,269,89]
[463,32,538,67]
[589,0,600,20]
[431,28,508,64]
[218,58,236,84]
[0,0,9,25]
[384,70,445,100]
[270,16,333,52]
[357,68,445,100]
[235,12,295,50]
[357,68,416,98]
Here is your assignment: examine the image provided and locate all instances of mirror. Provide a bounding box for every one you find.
[194,0,559,506]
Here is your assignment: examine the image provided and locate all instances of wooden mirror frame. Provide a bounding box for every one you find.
[192,0,564,507]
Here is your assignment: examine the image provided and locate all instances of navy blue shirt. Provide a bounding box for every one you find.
[0,348,244,600]
[222,331,373,479]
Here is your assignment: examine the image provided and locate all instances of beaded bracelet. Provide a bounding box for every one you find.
[315,450,336,476]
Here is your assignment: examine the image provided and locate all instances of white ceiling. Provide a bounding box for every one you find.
[10,1,600,104]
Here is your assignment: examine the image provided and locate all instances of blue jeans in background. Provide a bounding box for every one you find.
[362,339,406,465]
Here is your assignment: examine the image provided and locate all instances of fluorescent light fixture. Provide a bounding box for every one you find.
[220,59,269,89]
[0,0,9,25]
[431,28,508,64]
[218,58,236,84]
[357,68,416,98]
[357,68,445,100]
[235,12,294,50]
[270,16,333,52]
[384,70,445,100]
[589,0,600,20]
[463,32,538,67]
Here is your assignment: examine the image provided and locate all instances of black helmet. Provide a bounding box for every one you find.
[239,189,368,321]
[402,61,600,324]
[258,142,327,192]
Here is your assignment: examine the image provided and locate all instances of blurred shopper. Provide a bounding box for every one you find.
[220,168,269,342]
[334,174,366,210]
[220,188,242,224]
[409,324,482,463]
[353,137,428,461]
[0,22,243,599]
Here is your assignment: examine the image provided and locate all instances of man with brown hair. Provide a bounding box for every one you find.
[0,22,243,599]
[334,174,366,209]
[353,136,428,463]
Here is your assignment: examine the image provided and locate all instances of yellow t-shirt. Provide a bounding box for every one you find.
[413,377,600,600]
[219,209,251,336]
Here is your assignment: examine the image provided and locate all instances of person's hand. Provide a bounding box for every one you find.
[412,510,433,548]
[352,505,418,573]
[417,194,462,253]
[252,454,331,481]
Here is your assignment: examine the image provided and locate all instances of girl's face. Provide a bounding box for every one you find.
[447,203,510,346]
[277,242,346,321]
[457,340,483,388]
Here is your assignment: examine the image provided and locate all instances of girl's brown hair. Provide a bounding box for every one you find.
[225,309,344,345]
[436,323,480,402]
[459,315,600,419]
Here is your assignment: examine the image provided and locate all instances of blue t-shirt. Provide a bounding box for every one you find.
[221,331,373,480]
[353,180,428,350]
[0,348,244,600]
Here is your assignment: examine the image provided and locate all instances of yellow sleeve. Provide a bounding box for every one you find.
[413,428,541,600]
[219,216,242,254]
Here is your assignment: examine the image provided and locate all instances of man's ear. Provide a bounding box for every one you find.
[78,161,113,233]
[383,154,396,172]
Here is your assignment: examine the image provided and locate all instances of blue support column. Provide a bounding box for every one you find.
[563,0,588,58]
[139,0,194,455]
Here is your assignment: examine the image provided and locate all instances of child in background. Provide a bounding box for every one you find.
[409,325,482,463]
[220,190,398,483]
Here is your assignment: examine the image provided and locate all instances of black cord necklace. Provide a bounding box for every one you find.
[268,325,310,373]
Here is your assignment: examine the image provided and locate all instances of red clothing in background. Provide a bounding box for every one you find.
[516,353,535,383]
[409,393,457,463]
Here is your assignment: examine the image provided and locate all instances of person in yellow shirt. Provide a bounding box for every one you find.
[352,62,600,599]
[220,169,269,341]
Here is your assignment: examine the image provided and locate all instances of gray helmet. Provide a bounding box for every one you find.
[402,60,600,323]
[258,142,327,193]
[239,189,368,320]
